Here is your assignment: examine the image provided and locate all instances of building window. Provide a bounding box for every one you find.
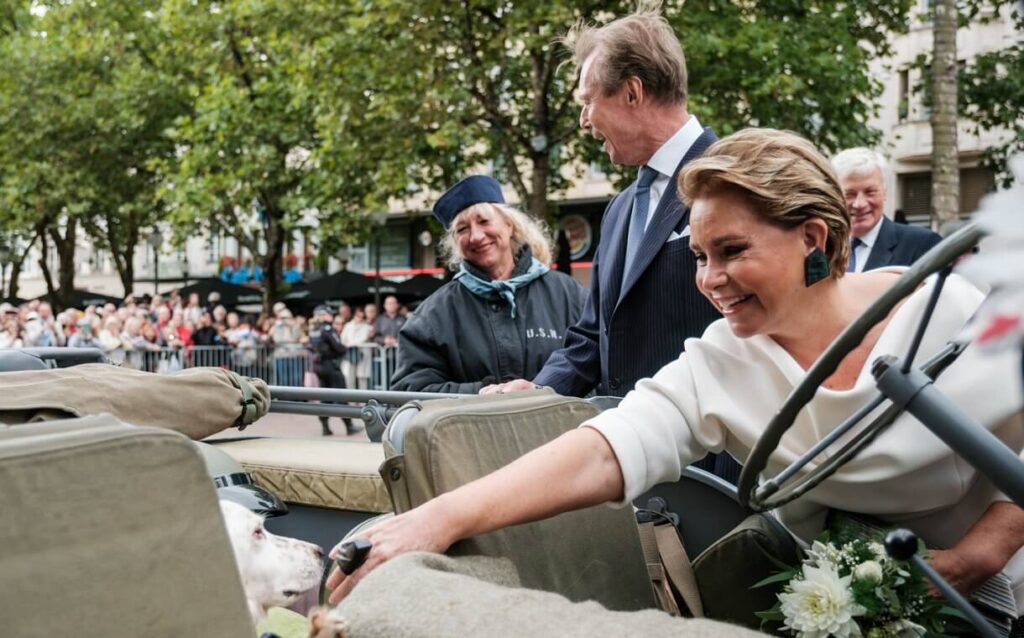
[961,166,996,212]
[899,166,997,222]
[347,245,369,273]
[897,69,910,122]
[920,65,932,121]
[206,234,220,264]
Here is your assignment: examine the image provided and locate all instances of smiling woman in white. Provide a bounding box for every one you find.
[590,271,1024,591]
[323,129,1024,618]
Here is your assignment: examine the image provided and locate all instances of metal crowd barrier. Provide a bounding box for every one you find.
[127,343,401,390]
[268,385,463,440]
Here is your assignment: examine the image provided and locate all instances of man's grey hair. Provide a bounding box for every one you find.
[565,0,687,106]
[831,147,888,181]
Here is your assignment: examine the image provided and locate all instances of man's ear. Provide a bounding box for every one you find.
[624,76,643,106]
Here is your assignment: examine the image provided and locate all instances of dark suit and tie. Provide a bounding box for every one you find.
[860,217,942,271]
[491,25,738,480]
[834,147,942,274]
[534,127,721,397]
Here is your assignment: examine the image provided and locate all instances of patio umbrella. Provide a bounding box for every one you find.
[283,270,396,315]
[34,289,125,310]
[393,274,445,303]
[174,278,264,309]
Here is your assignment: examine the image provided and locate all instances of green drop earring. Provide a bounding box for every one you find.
[804,248,829,287]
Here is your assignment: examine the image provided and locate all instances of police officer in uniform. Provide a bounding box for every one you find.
[311,305,361,436]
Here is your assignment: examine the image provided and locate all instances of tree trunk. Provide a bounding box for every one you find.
[260,203,285,317]
[931,0,959,231]
[6,235,36,299]
[115,234,137,299]
[37,233,56,301]
[526,46,552,221]
[119,248,135,299]
[528,153,550,221]
[106,217,138,298]
[48,217,78,310]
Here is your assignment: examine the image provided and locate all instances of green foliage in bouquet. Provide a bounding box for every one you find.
[755,523,959,637]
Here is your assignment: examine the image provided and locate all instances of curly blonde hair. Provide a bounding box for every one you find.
[440,203,553,271]
[678,128,851,278]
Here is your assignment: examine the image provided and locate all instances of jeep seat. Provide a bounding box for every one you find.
[0,415,254,637]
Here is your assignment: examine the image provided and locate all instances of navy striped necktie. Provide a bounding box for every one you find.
[847,237,864,273]
[623,166,659,279]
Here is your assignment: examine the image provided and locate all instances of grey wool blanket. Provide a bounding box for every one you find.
[327,552,766,637]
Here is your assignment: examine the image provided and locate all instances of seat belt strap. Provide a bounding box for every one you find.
[637,520,682,616]
[653,521,704,618]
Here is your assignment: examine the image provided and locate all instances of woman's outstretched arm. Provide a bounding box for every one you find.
[325,426,624,603]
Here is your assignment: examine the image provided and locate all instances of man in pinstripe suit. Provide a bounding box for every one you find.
[483,8,722,403]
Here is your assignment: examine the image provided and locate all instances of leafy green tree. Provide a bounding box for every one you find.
[0,13,96,308]
[0,0,185,304]
[960,5,1024,186]
[679,0,912,152]
[312,0,913,220]
[0,0,30,37]
[155,0,365,314]
[72,2,187,296]
[0,229,36,298]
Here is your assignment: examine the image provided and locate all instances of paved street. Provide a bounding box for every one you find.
[206,410,370,441]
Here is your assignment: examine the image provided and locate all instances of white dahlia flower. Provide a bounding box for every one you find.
[780,563,866,638]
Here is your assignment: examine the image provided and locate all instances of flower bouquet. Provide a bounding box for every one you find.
[756,526,955,637]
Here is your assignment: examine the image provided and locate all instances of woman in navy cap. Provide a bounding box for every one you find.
[390,175,587,393]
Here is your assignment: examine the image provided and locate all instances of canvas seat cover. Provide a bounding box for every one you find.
[382,391,657,611]
[0,415,253,637]
[214,438,392,513]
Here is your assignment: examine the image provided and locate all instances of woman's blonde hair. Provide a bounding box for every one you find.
[678,128,851,278]
[440,202,553,271]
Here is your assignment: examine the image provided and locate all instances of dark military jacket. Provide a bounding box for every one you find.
[390,253,587,394]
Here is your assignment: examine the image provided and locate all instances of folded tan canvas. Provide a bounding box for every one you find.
[0,363,269,439]
[330,552,766,638]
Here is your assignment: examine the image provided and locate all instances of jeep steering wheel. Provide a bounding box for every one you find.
[738,223,986,513]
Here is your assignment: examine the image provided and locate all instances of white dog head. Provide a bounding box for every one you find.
[219,500,324,621]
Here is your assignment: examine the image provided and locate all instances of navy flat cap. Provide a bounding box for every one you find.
[433,175,505,229]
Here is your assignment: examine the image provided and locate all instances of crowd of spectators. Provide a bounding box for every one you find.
[0,291,412,388]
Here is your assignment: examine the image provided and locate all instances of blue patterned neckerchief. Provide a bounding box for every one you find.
[455,247,549,318]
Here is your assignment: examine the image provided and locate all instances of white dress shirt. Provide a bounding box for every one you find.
[639,115,704,232]
[850,217,884,273]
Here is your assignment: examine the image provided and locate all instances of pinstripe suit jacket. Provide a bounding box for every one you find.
[534,127,721,397]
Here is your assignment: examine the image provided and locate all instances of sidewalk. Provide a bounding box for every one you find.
[206,411,369,441]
